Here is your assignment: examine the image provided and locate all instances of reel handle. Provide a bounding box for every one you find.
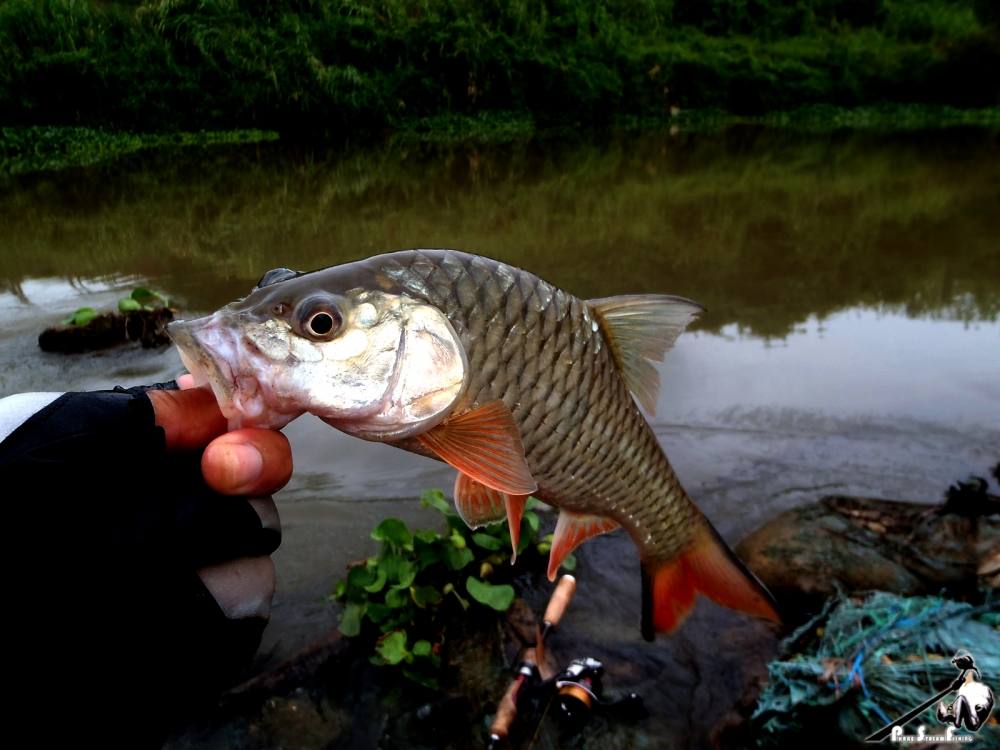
[543,575,576,628]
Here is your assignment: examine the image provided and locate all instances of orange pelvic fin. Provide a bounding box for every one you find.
[641,523,780,641]
[547,511,619,581]
[505,494,528,562]
[418,401,537,496]
[453,473,528,562]
[453,472,507,527]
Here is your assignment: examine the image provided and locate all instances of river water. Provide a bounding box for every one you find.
[1,127,998,747]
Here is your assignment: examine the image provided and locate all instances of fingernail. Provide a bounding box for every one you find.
[219,442,264,491]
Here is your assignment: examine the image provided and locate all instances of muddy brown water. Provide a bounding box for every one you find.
[1,127,998,748]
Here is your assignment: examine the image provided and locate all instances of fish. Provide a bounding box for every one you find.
[168,249,780,639]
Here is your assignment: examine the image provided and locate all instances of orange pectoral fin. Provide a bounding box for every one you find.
[641,523,781,641]
[417,401,537,496]
[547,511,619,581]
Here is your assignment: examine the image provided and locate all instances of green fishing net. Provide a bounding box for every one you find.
[752,592,999,747]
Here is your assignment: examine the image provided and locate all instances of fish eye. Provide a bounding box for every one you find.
[293,296,343,341]
[254,267,300,290]
[307,311,337,337]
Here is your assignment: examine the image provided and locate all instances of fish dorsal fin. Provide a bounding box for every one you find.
[452,473,530,562]
[547,511,619,581]
[588,294,704,415]
[418,401,538,496]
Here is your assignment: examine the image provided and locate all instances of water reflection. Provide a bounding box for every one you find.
[2,127,998,337]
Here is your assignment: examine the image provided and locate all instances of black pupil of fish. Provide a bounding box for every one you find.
[309,312,336,336]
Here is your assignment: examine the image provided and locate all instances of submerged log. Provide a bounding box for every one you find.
[38,308,173,352]
[736,472,999,620]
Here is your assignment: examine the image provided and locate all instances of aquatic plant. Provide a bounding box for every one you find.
[332,489,574,689]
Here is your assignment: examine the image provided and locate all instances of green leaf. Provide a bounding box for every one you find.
[524,511,540,534]
[561,553,577,572]
[378,554,415,587]
[363,569,387,593]
[420,489,453,516]
[131,287,168,307]
[63,307,98,326]
[411,585,443,608]
[118,297,142,312]
[333,579,347,599]
[412,640,432,658]
[465,577,515,611]
[472,532,503,550]
[366,602,391,623]
[385,586,409,608]
[414,537,443,569]
[339,602,365,636]
[443,544,474,571]
[526,497,547,510]
[372,518,412,549]
[347,564,376,592]
[402,668,440,690]
[449,531,467,549]
[376,631,409,665]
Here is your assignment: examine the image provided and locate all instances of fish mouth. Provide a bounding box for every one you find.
[168,313,284,429]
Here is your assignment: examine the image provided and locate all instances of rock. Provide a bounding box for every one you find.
[737,477,999,620]
[38,308,173,352]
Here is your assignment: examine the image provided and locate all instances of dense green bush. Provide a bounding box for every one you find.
[1,1,997,135]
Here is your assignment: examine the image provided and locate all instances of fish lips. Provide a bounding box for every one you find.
[168,313,240,410]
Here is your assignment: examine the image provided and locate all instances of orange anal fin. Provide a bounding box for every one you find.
[505,494,528,563]
[453,473,507,528]
[547,511,619,581]
[641,524,781,641]
[417,401,537,496]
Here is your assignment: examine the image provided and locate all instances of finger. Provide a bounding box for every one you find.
[148,386,227,451]
[176,373,197,390]
[197,556,276,620]
[201,428,293,496]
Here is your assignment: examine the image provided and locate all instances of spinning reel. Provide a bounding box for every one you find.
[487,576,646,748]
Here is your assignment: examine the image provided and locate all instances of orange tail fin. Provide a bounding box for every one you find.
[641,522,780,640]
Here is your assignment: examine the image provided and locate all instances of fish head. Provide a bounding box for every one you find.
[168,265,468,438]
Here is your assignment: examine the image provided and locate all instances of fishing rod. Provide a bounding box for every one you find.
[487,574,646,748]
[865,653,980,742]
[488,574,577,748]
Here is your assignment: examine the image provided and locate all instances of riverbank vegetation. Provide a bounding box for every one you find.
[3,0,998,138]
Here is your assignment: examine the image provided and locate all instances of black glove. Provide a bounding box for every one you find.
[1,386,282,747]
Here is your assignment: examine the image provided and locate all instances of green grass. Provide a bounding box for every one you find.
[1,1,997,138]
[0,126,278,176]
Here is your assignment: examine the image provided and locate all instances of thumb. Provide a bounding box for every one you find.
[148,386,228,451]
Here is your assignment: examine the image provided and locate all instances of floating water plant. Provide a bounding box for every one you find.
[333,489,574,688]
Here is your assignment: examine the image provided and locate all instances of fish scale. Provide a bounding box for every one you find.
[171,247,778,637]
[379,250,696,563]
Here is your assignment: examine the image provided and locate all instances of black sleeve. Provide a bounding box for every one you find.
[1,389,279,747]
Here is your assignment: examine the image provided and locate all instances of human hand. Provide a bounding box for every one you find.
[1,378,295,744]
[147,378,292,619]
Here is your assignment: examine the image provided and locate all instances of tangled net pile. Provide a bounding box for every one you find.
[753,592,999,747]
